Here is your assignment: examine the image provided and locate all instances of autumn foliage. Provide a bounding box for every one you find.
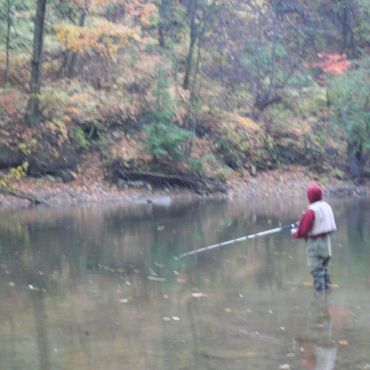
[308,53,351,75]
[55,21,141,58]
[0,92,19,116]
[1,0,370,186]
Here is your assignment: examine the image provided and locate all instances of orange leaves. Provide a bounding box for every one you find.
[0,92,20,116]
[64,92,98,123]
[68,92,92,105]
[306,53,351,85]
[126,2,158,26]
[139,3,158,26]
[309,53,351,75]
[55,24,94,53]
[55,20,141,58]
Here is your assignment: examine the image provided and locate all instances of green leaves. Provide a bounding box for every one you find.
[145,122,193,159]
[0,0,35,53]
[328,58,370,181]
[145,69,193,161]
[329,59,370,151]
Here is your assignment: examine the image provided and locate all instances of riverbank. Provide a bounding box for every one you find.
[1,166,369,210]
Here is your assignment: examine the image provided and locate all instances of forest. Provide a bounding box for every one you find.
[0,0,370,198]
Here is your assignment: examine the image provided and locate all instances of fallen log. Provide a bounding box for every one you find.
[0,186,47,206]
[110,167,227,195]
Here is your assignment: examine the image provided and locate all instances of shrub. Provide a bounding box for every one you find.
[298,85,328,117]
[0,89,27,124]
[0,161,29,188]
[144,68,193,162]
[145,122,192,160]
[328,58,370,182]
[38,88,68,121]
[72,126,91,150]
[264,103,295,135]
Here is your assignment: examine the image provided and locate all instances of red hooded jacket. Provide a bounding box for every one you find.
[293,184,323,239]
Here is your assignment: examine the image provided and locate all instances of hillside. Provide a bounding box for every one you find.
[1,0,370,206]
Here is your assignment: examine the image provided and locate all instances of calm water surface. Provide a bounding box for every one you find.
[0,196,369,370]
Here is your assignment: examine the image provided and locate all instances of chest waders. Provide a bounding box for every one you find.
[305,234,332,291]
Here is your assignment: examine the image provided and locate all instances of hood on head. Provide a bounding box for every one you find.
[307,183,323,203]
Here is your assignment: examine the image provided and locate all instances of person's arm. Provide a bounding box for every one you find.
[293,209,315,239]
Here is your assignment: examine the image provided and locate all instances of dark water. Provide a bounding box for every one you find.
[0,197,369,370]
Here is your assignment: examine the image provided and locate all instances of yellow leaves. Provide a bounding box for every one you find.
[39,89,68,121]
[55,20,141,58]
[226,113,261,133]
[0,53,28,68]
[0,161,29,188]
[55,24,94,54]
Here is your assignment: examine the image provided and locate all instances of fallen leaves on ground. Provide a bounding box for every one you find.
[279,364,290,369]
[359,364,370,370]
[191,292,208,298]
[338,339,349,346]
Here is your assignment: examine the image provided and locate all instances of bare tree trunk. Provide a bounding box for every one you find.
[67,9,86,78]
[158,0,167,48]
[347,142,364,184]
[341,106,364,184]
[183,2,197,90]
[184,31,203,155]
[25,0,47,127]
[4,0,11,86]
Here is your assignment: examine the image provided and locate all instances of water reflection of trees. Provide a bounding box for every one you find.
[0,198,369,369]
[340,199,370,287]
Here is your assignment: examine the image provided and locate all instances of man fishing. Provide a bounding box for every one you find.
[292,184,337,292]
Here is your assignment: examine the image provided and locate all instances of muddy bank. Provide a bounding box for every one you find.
[0,168,369,210]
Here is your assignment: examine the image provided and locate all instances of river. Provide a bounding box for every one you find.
[0,196,369,369]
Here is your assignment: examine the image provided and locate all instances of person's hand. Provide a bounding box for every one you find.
[291,228,297,236]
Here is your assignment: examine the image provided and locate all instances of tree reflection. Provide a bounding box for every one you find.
[0,198,369,369]
[31,292,51,370]
[295,296,338,370]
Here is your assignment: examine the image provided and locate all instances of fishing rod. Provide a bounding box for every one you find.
[179,223,296,258]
